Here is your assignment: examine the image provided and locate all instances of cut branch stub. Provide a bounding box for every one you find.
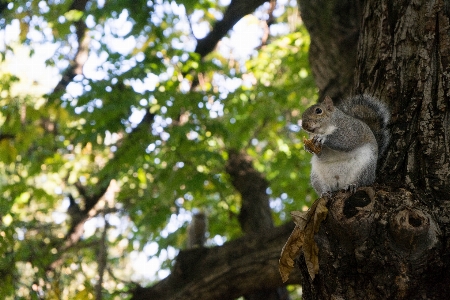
[326,187,376,251]
[298,187,446,299]
[388,208,439,258]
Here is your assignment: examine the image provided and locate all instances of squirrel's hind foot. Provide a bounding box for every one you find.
[320,191,333,198]
[343,184,357,194]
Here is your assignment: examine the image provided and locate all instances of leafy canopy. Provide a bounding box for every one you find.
[0,0,317,298]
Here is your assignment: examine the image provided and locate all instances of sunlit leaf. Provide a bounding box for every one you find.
[64,9,84,22]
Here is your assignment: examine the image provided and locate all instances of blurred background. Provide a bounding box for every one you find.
[0,0,317,298]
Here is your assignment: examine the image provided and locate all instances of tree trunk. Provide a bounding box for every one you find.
[226,150,290,300]
[299,0,364,100]
[299,0,450,298]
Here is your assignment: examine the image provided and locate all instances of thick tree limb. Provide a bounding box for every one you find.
[226,149,274,234]
[352,0,450,197]
[299,0,364,99]
[189,0,269,91]
[226,149,290,299]
[131,222,301,300]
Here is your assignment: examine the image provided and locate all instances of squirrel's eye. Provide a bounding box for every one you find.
[315,108,322,114]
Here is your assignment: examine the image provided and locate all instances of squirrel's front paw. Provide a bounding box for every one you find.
[312,135,323,144]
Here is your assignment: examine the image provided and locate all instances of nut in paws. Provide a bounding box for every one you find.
[303,137,322,154]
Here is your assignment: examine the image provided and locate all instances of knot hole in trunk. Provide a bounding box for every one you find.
[343,189,373,219]
[389,208,439,257]
[327,187,376,250]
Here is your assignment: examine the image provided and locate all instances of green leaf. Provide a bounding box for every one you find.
[64,9,84,22]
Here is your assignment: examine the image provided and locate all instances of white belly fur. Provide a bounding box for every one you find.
[311,144,376,193]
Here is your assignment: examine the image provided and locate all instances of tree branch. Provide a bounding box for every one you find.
[226,149,292,300]
[226,149,273,234]
[47,181,111,271]
[194,0,268,57]
[131,222,301,300]
[51,0,90,96]
[0,0,8,16]
[257,0,277,49]
[47,112,154,271]
[95,216,109,300]
[0,133,15,141]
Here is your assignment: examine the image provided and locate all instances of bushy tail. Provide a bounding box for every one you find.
[338,94,390,157]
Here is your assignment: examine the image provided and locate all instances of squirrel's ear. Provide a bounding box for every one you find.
[323,96,334,111]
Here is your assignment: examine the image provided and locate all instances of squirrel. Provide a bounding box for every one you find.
[301,95,390,195]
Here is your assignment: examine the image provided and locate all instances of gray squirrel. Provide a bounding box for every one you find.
[301,95,390,195]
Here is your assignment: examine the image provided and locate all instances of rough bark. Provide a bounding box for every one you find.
[298,0,450,299]
[354,0,450,195]
[300,187,446,299]
[131,222,301,300]
[299,0,364,100]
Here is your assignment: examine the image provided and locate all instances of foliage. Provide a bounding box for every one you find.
[0,0,317,298]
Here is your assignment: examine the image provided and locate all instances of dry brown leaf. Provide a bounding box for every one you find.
[291,210,308,229]
[279,197,329,282]
[279,225,304,283]
[313,198,329,235]
[302,225,319,280]
[303,197,328,280]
